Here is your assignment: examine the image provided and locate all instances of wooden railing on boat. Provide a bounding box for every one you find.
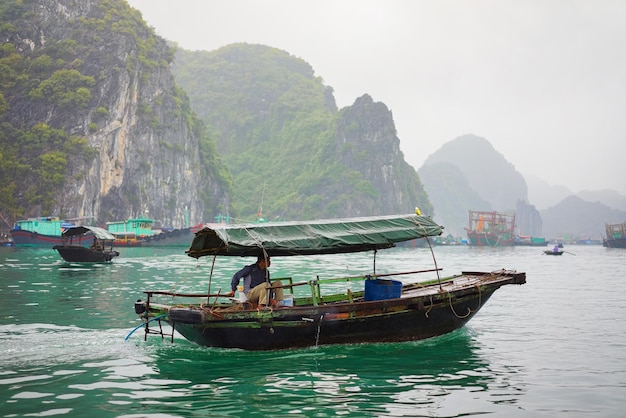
[142,268,443,307]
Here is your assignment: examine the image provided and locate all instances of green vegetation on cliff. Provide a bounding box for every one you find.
[0,0,230,225]
[174,43,432,221]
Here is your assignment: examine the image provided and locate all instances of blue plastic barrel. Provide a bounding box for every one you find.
[364,279,402,301]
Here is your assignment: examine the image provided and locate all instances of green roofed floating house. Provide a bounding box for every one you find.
[130,213,526,350]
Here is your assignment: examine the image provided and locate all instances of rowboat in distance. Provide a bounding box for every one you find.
[543,250,564,256]
[130,213,526,350]
[53,226,119,262]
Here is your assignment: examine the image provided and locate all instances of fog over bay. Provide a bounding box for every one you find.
[128,0,626,195]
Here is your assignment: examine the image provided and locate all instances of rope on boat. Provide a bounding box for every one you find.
[315,314,325,347]
[448,283,482,319]
[425,295,433,318]
[124,314,167,340]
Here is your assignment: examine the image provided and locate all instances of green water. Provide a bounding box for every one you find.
[1,245,625,417]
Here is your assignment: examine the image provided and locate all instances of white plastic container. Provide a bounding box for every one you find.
[281,294,294,307]
[237,285,247,302]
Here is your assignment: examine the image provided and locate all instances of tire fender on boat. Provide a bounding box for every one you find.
[169,308,206,324]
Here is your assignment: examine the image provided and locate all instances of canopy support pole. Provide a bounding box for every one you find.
[424,237,442,290]
[207,255,217,304]
[373,249,377,275]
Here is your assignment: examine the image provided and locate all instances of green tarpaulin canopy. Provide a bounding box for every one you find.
[186,214,443,258]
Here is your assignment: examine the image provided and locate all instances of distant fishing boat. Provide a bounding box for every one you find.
[465,210,516,246]
[10,216,93,246]
[515,236,548,246]
[603,222,626,248]
[106,218,154,247]
[543,249,564,256]
[107,217,204,247]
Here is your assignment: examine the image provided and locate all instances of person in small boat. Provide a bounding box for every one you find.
[227,255,284,308]
[553,244,560,253]
[91,238,102,251]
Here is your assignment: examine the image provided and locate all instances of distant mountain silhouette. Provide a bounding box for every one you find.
[418,162,491,236]
[419,134,537,237]
[540,196,626,240]
[419,134,626,240]
[525,174,573,210]
[422,134,528,211]
[577,189,626,211]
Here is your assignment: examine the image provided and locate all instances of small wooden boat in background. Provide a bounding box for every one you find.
[53,226,119,262]
[544,250,564,256]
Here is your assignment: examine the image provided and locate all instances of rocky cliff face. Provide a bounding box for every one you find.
[334,95,432,216]
[172,44,433,221]
[1,0,229,226]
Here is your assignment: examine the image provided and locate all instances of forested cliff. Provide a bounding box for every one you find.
[1,1,432,230]
[173,44,432,221]
[0,0,230,228]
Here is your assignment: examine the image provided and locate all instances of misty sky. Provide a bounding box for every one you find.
[127,0,626,195]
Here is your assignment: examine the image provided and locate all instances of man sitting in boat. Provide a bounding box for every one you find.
[91,238,103,251]
[227,255,284,308]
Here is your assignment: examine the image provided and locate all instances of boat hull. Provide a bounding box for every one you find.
[466,231,515,246]
[11,229,63,245]
[113,238,144,247]
[143,228,195,247]
[11,229,93,246]
[53,245,119,262]
[172,292,495,350]
[138,271,525,350]
[603,238,626,248]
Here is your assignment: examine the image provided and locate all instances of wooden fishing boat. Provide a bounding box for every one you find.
[603,222,626,248]
[53,226,119,262]
[131,214,526,350]
[107,217,153,247]
[10,216,94,246]
[543,250,564,256]
[465,210,516,246]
